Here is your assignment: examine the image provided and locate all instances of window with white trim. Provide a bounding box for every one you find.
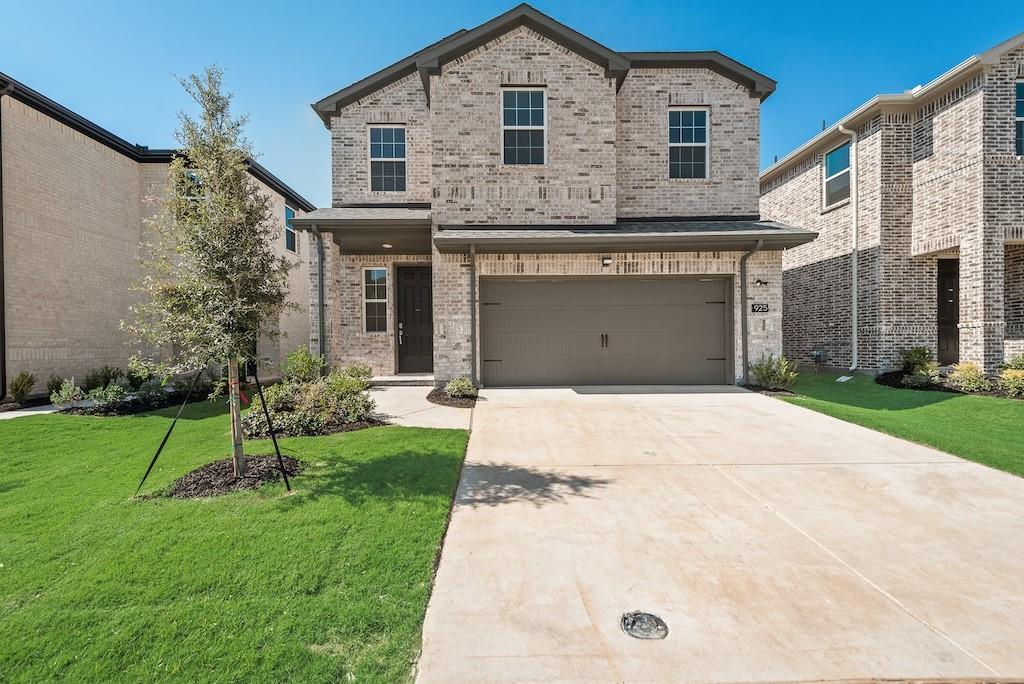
[363,267,388,333]
[823,142,851,207]
[502,88,545,164]
[668,108,708,179]
[369,127,406,192]
[1015,80,1023,156]
[285,206,297,252]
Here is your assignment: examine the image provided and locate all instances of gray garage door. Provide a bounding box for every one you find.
[480,277,731,386]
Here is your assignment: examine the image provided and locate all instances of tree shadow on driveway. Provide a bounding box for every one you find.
[457,462,611,508]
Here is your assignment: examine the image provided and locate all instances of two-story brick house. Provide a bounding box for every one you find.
[296,4,815,386]
[760,33,1024,374]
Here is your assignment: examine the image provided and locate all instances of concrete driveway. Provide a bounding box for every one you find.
[417,387,1024,683]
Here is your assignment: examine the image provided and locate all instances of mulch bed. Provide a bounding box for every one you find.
[426,388,477,408]
[741,384,796,397]
[875,370,1018,399]
[322,419,385,434]
[168,455,303,499]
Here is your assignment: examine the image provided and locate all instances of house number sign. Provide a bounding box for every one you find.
[751,303,769,313]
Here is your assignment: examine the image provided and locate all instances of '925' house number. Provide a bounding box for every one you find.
[751,303,769,313]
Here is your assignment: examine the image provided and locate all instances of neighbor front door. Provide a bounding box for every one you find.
[397,266,433,373]
[937,259,959,365]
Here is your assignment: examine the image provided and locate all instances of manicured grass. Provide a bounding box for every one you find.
[0,402,468,682]
[783,373,1024,476]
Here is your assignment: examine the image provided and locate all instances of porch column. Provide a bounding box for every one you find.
[307,230,343,368]
[959,232,1005,374]
[1005,244,1024,360]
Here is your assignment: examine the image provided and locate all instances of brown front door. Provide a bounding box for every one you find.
[397,266,433,373]
[937,259,959,365]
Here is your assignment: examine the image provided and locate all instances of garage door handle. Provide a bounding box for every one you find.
[601,333,608,348]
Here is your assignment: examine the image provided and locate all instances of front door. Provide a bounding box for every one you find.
[397,266,433,373]
[937,259,959,365]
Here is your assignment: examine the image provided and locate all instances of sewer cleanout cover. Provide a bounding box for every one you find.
[621,611,668,640]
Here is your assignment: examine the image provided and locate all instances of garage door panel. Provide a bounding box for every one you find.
[480,278,731,386]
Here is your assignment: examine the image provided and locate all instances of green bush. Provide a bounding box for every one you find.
[749,353,798,390]
[1001,369,1024,399]
[46,375,64,397]
[50,379,84,407]
[8,371,37,404]
[948,362,991,393]
[282,347,326,383]
[242,370,376,439]
[82,366,125,392]
[444,376,478,398]
[341,362,373,382]
[901,366,939,388]
[86,379,130,409]
[1001,354,1024,371]
[899,347,934,374]
[134,379,168,406]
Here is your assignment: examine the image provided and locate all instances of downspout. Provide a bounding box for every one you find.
[469,243,478,386]
[837,123,859,371]
[311,225,327,364]
[0,83,11,399]
[739,239,764,385]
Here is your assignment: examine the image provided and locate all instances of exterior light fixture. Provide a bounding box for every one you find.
[382,243,393,249]
[754,279,770,286]
[601,256,613,267]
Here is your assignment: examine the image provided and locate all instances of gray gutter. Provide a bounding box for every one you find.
[469,243,478,387]
[739,240,764,385]
[311,226,327,364]
[0,82,10,399]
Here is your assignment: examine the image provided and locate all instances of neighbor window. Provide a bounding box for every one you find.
[823,142,851,207]
[1016,80,1023,155]
[668,108,708,179]
[285,206,296,252]
[369,127,406,192]
[502,89,545,164]
[364,267,388,333]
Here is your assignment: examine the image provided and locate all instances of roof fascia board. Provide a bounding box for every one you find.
[622,51,777,100]
[291,217,431,227]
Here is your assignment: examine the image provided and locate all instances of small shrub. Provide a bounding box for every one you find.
[326,371,370,396]
[948,362,991,393]
[1001,369,1024,399]
[339,392,376,422]
[749,353,798,390]
[282,347,326,383]
[899,347,934,374]
[134,378,169,406]
[8,371,37,403]
[86,379,130,409]
[340,362,372,382]
[82,365,125,392]
[1001,354,1024,371]
[242,370,376,439]
[444,376,478,398]
[50,379,84,407]
[901,366,939,388]
[46,375,64,397]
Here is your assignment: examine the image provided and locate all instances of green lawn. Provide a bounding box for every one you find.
[0,402,468,682]
[784,373,1024,476]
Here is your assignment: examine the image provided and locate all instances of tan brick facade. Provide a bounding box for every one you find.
[1,92,311,395]
[761,42,1024,374]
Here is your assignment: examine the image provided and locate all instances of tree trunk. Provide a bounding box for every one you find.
[228,358,246,476]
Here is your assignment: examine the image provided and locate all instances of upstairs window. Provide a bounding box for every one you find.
[502,89,545,164]
[285,206,296,252]
[364,268,388,333]
[669,108,708,179]
[823,142,851,207]
[1016,80,1023,155]
[369,127,406,191]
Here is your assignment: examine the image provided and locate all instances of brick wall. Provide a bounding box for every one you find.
[616,68,760,218]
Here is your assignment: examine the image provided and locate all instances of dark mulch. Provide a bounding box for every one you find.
[426,388,477,408]
[167,456,303,499]
[875,370,1017,398]
[741,384,796,397]
[324,419,385,434]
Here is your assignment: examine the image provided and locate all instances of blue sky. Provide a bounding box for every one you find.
[2,1,1022,207]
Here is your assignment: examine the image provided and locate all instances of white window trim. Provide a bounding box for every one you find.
[367,125,407,193]
[668,106,710,180]
[1015,79,1023,156]
[362,267,388,334]
[284,205,297,253]
[500,87,547,166]
[822,141,852,209]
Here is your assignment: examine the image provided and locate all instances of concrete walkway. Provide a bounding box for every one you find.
[0,404,57,420]
[418,386,1024,682]
[370,386,471,430]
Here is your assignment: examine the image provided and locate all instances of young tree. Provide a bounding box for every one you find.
[125,66,293,476]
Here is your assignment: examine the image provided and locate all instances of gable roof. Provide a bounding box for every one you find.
[312,3,775,127]
[760,30,1024,185]
[0,71,315,212]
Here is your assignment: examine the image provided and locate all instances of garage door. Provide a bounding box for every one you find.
[480,277,731,386]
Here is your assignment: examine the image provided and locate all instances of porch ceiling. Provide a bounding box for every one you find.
[292,207,432,254]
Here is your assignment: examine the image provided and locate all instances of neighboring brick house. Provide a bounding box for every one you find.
[296,3,815,387]
[760,33,1024,374]
[0,71,315,397]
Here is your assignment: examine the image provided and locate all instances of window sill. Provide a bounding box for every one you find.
[821,198,851,215]
[669,177,713,183]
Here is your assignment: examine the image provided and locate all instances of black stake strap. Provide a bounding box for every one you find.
[252,367,292,492]
[134,366,208,496]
